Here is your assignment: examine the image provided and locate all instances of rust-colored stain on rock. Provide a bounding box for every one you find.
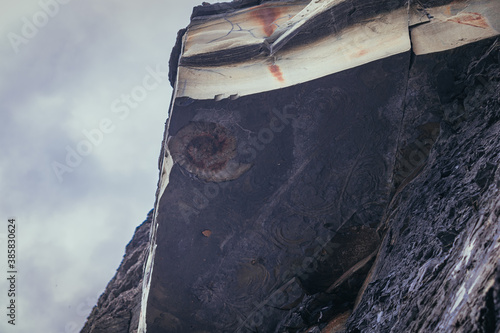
[168,121,251,182]
[444,5,452,17]
[353,49,368,58]
[447,12,489,29]
[185,133,232,170]
[250,5,282,36]
[202,230,212,237]
[268,64,284,82]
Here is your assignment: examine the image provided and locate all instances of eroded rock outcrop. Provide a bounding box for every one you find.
[81,1,500,332]
[345,40,500,333]
[80,210,152,333]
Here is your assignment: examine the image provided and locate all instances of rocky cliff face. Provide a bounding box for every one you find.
[80,210,152,333]
[345,40,500,333]
[81,1,500,332]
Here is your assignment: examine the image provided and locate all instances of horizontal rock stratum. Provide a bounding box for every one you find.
[81,1,500,332]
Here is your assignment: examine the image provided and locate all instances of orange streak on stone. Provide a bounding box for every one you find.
[444,6,451,17]
[250,5,282,37]
[268,64,284,82]
[353,49,368,58]
[447,12,489,29]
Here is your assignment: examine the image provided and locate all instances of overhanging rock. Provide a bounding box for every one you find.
[138,1,500,332]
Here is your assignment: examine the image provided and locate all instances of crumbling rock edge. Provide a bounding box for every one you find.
[80,210,152,333]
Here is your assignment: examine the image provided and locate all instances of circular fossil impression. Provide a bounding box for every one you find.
[168,121,251,182]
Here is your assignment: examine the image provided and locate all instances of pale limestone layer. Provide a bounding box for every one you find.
[178,7,411,100]
[411,0,500,55]
[176,0,499,100]
[184,2,308,58]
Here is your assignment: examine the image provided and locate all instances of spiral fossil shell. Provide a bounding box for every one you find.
[168,121,251,182]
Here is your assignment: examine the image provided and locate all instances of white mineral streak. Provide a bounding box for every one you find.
[138,137,174,333]
[157,154,174,200]
[138,153,173,333]
[411,0,500,55]
[137,243,156,333]
[138,28,185,333]
[267,0,350,55]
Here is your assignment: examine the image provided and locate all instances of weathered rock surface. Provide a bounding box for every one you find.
[81,1,500,332]
[344,40,500,333]
[80,210,152,333]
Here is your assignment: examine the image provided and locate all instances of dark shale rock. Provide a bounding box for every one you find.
[80,210,152,333]
[343,40,500,333]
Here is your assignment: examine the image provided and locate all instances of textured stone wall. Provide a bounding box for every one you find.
[343,40,500,333]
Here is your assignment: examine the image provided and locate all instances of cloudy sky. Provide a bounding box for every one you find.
[0,0,219,332]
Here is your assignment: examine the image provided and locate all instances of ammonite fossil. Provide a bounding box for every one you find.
[168,121,251,182]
